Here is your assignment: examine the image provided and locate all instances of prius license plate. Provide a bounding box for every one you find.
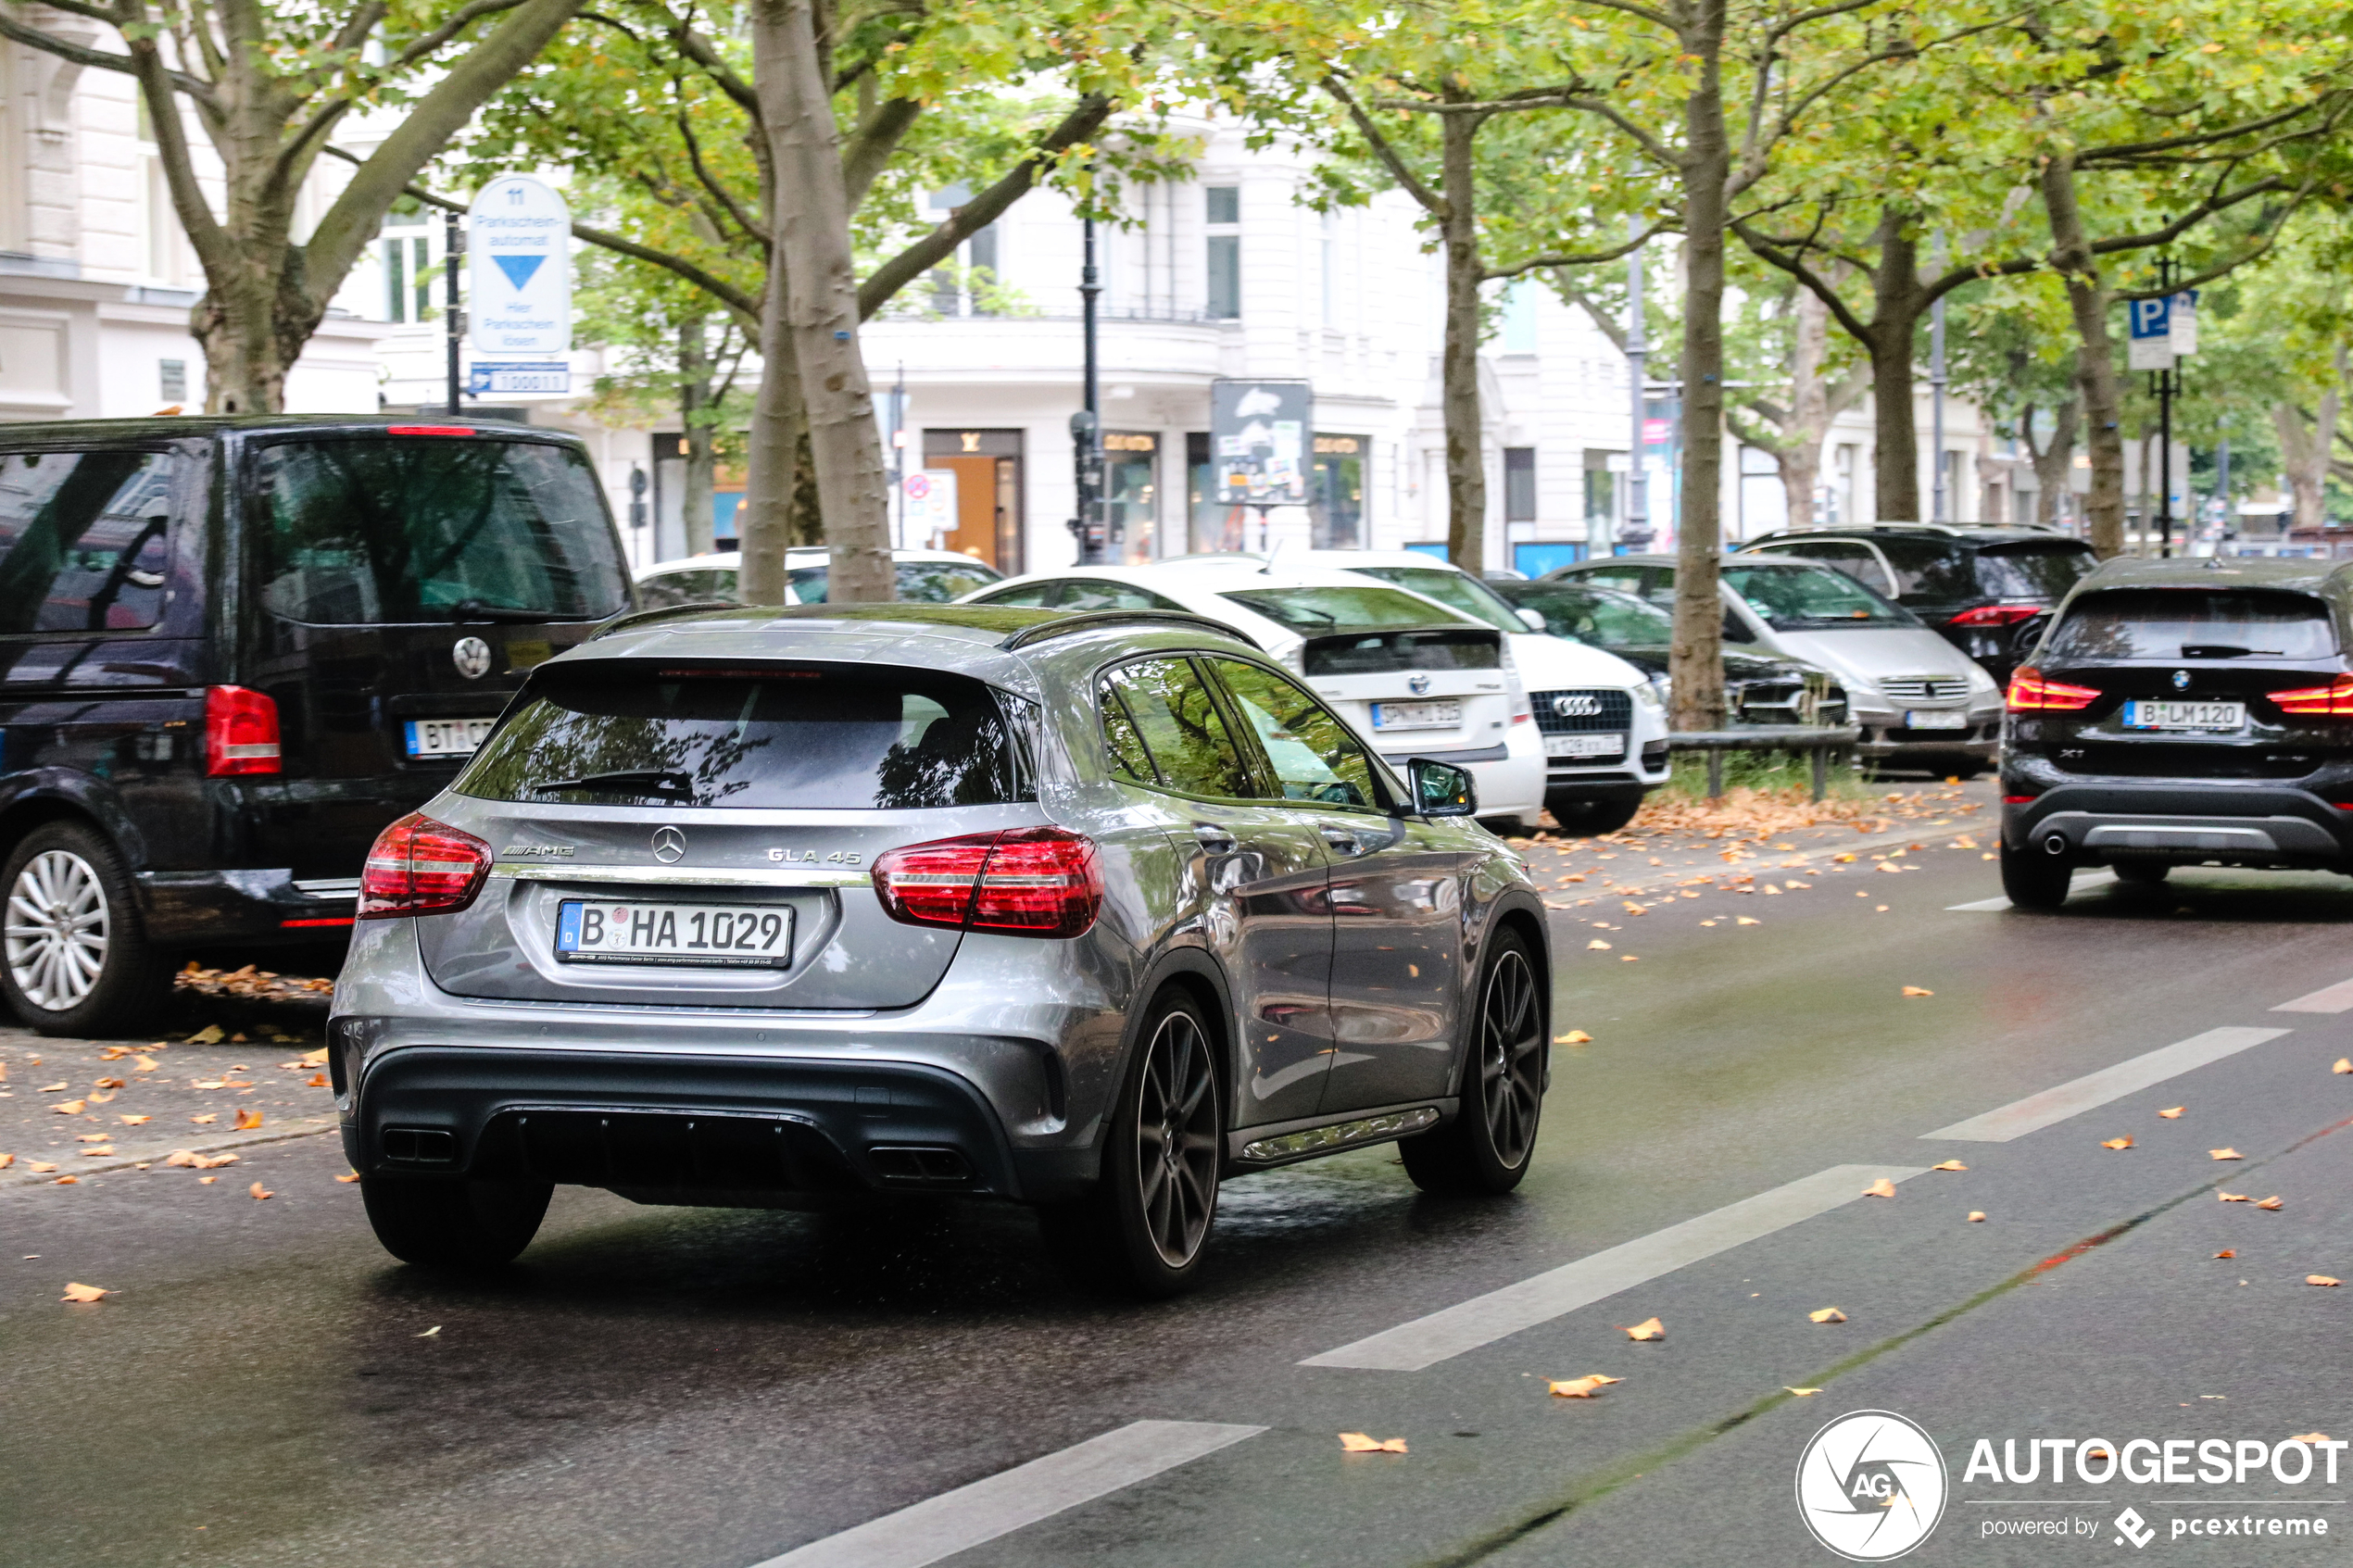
[1373,699,1461,731]
[555,900,793,969]
[405,717,496,758]
[2123,699,2246,732]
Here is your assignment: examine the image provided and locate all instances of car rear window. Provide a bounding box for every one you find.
[1302,628,1501,676]
[1719,563,1912,629]
[1505,583,1673,648]
[1976,542,2095,598]
[1344,567,1528,633]
[255,437,629,624]
[455,666,1034,809]
[788,559,1004,604]
[1221,584,1467,635]
[2041,590,2338,663]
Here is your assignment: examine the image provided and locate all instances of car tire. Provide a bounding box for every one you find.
[1998,840,2074,911]
[0,820,174,1037]
[1040,989,1223,1298]
[2112,860,2170,886]
[360,1175,552,1269]
[1477,815,1527,837]
[1402,928,1546,1197]
[1546,791,1642,836]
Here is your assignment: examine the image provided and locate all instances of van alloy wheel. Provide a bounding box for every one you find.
[5,849,108,1010]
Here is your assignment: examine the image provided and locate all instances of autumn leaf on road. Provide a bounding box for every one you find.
[1339,1433,1407,1454]
[27,1160,57,1173]
[2210,1148,2243,1160]
[1555,1031,1593,1044]
[0,1153,11,1169]
[185,1024,225,1045]
[2307,1275,2341,1286]
[38,1082,66,1092]
[304,1073,330,1088]
[163,1149,238,1171]
[1787,1387,1822,1397]
[2215,1250,2235,1259]
[2220,1192,2250,1202]
[60,1283,110,1302]
[233,1109,263,1131]
[248,1182,272,1201]
[2336,1060,2353,1075]
[189,1114,216,1124]
[2291,1434,2332,1443]
[52,1099,85,1115]
[2101,1136,2134,1150]
[1588,939,1612,950]
[1969,1211,1987,1223]
[1809,1307,1847,1323]
[2159,1108,2184,1119]
[1862,1178,1898,1198]
[335,1172,361,1184]
[2257,1196,2284,1210]
[1622,1317,1665,1341]
[1931,1160,1968,1172]
[118,1114,150,1125]
[1901,986,1933,998]
[1548,1374,1622,1398]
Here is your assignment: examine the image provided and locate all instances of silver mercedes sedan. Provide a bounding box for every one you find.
[330,602,1553,1297]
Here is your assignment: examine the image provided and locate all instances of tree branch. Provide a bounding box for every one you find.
[842,94,922,209]
[0,12,213,99]
[385,0,535,69]
[1481,220,1672,282]
[1731,217,1880,346]
[1323,75,1447,216]
[1554,273,1627,353]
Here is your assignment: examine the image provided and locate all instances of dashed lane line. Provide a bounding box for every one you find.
[2272,976,2353,1014]
[1298,1163,1927,1373]
[746,1420,1265,1568]
[1945,870,2118,911]
[1920,1026,2292,1143]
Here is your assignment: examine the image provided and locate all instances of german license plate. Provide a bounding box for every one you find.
[405,717,496,758]
[1904,709,1969,731]
[555,900,793,969]
[2123,699,2246,732]
[1372,699,1461,731]
[1545,732,1625,759]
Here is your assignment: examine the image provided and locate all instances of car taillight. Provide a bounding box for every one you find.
[2006,668,2099,711]
[1950,603,2043,627]
[359,812,492,919]
[205,684,282,775]
[2267,675,2353,716]
[873,827,1102,938]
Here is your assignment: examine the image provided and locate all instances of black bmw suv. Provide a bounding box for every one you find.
[0,417,632,1034]
[1999,558,2353,909]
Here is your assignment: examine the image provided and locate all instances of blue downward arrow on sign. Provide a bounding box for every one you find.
[494,254,546,292]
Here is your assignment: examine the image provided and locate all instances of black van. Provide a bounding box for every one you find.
[0,417,633,1035]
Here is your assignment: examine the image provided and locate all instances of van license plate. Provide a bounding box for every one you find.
[555,900,793,969]
[1546,732,1625,759]
[1904,709,1969,731]
[405,718,496,758]
[2123,700,2246,732]
[1373,700,1461,731]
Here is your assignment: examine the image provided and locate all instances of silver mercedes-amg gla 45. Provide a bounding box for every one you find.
[332,602,1554,1295]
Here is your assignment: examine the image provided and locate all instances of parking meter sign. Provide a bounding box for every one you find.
[2128,296,2174,371]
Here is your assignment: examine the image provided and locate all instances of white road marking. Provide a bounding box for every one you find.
[2272,977,2353,1014]
[1946,871,2118,911]
[1921,1026,2292,1143]
[748,1421,1265,1568]
[1299,1163,1926,1373]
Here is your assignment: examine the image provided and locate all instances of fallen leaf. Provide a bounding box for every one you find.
[248,1181,272,1201]
[2290,1434,2332,1444]
[1548,1374,1623,1398]
[335,1172,361,1184]
[52,1099,85,1115]
[1931,1160,1968,1172]
[1587,939,1612,950]
[1862,1178,1897,1198]
[1786,1387,1822,1397]
[304,1073,330,1088]
[78,1147,114,1158]
[2257,1196,2284,1210]
[0,1153,10,1169]
[162,1149,238,1170]
[1622,1317,1665,1341]
[118,1114,150,1125]
[2309,1275,2342,1286]
[2210,1148,2243,1160]
[92,1076,124,1090]
[1809,1307,1847,1323]
[75,1133,109,1143]
[418,1324,443,1338]
[1621,955,1639,962]
[1834,853,1856,862]
[1877,862,1902,873]
[197,1175,217,1184]
[1968,1211,1987,1223]
[1339,1433,1406,1453]
[2220,1192,2250,1202]
[233,1108,263,1131]
[2101,1136,2133,1150]
[60,1283,110,1303]
[2215,1249,2235,1259]
[2159,1107,2184,1120]
[1736,916,1760,925]
[28,1160,57,1173]
[1900,986,1933,998]
[2085,1447,2111,1462]
[53,1175,77,1185]
[186,1024,225,1044]
[132,1056,158,1073]
[189,1114,216,1124]
[2336,1060,2353,1075]
[193,1081,225,1091]
[38,1081,67,1092]
[1555,1031,1593,1045]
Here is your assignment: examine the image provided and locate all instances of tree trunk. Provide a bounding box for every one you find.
[1866,214,1927,523]
[739,258,799,605]
[1669,3,1730,734]
[754,0,892,601]
[2274,358,2346,530]
[1439,108,1488,571]
[680,317,717,557]
[2040,151,2125,558]
[2026,395,2079,527]
[1774,288,1834,525]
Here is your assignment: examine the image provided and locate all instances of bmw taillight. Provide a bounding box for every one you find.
[205,684,282,776]
[1949,604,2043,628]
[2267,675,2353,717]
[359,813,493,919]
[873,827,1102,937]
[2006,668,2099,711]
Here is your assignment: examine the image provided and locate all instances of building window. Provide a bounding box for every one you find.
[1104,432,1160,563]
[1582,450,1617,526]
[1311,433,1365,549]
[1834,445,1857,525]
[1205,184,1239,225]
[1498,282,1539,353]
[927,223,1000,318]
[1205,184,1239,320]
[1504,447,1537,523]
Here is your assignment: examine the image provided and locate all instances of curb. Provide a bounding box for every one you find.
[2,1116,340,1188]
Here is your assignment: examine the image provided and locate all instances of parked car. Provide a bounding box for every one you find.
[960,563,1552,833]
[332,601,1554,1296]
[1159,551,1670,833]
[1545,554,2002,771]
[1999,558,2353,909]
[0,416,632,1035]
[1493,578,1850,728]
[1739,524,2096,683]
[635,547,1002,608]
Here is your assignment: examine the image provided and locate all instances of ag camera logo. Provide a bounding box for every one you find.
[1796,1410,1948,1561]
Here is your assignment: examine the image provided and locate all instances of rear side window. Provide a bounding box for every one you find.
[1719,564,1911,629]
[2041,590,2337,663]
[0,449,179,633]
[1098,658,1252,798]
[255,437,628,624]
[1768,540,1902,596]
[639,568,736,608]
[1977,543,2095,599]
[1508,583,1672,647]
[455,666,1033,809]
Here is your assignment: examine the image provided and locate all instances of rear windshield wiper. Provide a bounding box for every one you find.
[447,598,559,623]
[531,770,695,799]
[2179,645,2282,658]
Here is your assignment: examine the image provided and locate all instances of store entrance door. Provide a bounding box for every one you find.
[922,429,1024,572]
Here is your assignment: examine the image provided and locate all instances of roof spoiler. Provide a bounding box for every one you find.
[1000,609,1261,652]
[588,600,752,639]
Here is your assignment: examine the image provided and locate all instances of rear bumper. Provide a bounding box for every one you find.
[2002,784,2353,866]
[136,868,359,944]
[1851,719,2000,760]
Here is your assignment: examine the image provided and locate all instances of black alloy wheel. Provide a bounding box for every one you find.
[1402,929,1546,1196]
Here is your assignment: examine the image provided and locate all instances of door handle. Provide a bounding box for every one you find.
[1319,826,1363,856]
[1192,822,1238,853]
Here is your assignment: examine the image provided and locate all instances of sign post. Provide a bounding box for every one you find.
[1210,379,1312,552]
[468,175,573,396]
[2129,275,2199,555]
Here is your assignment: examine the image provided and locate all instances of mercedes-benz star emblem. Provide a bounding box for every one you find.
[651,827,686,863]
[2171,669,2192,691]
[1407,674,1433,696]
[452,636,494,680]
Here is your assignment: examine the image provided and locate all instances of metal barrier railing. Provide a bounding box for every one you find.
[1664,724,1863,801]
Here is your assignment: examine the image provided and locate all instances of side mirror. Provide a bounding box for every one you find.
[1516,607,1547,632]
[1407,758,1478,818]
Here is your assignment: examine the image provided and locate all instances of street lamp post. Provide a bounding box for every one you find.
[1930,291,1947,522]
[1069,206,1105,564]
[445,211,463,417]
[1621,220,1646,558]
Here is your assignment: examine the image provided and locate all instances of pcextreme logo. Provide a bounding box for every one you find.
[1796,1410,1950,1562]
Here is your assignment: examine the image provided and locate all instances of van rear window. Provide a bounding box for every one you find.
[455,666,1034,809]
[255,437,628,624]
[1302,628,1501,676]
[1976,542,2095,599]
[2042,590,2337,662]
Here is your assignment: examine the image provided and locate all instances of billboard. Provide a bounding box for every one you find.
[1211,380,1311,507]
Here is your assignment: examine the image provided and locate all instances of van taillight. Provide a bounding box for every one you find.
[2006,668,2099,711]
[2267,675,2353,716]
[205,685,282,775]
[873,827,1102,938]
[359,813,493,919]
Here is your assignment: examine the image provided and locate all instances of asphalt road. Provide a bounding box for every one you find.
[6,802,2353,1568]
